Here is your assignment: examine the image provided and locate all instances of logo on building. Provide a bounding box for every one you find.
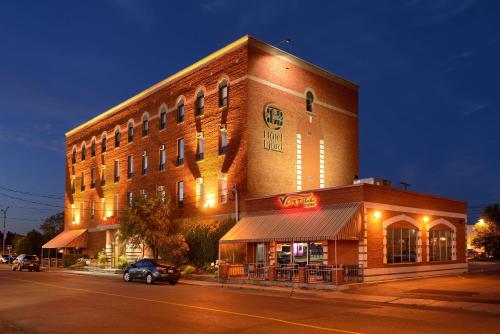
[278,193,318,209]
[263,105,283,152]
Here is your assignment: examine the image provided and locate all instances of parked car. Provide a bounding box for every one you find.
[11,254,40,272]
[2,254,16,264]
[123,259,180,285]
[0,255,7,264]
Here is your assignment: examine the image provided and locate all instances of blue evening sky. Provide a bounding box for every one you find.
[0,0,498,233]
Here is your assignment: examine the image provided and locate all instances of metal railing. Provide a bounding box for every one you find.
[275,264,300,282]
[245,263,268,280]
[343,264,364,283]
[42,258,62,268]
[305,264,339,284]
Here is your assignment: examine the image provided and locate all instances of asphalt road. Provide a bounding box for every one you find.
[0,268,499,334]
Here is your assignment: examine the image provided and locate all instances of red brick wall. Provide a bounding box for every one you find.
[328,240,358,265]
[86,231,106,257]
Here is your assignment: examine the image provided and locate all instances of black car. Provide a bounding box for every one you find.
[123,259,180,285]
[12,254,40,272]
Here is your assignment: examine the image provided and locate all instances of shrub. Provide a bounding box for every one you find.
[97,249,107,265]
[62,254,79,268]
[117,255,129,269]
[181,265,196,275]
[68,261,86,270]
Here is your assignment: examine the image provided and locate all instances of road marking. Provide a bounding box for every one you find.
[3,276,362,334]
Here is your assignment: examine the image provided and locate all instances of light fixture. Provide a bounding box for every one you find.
[373,210,382,220]
[204,198,215,208]
[422,215,430,223]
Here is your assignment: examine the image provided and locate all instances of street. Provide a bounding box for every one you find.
[1,267,499,334]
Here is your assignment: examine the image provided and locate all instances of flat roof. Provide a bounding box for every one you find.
[66,35,359,137]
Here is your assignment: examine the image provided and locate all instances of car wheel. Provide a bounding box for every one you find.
[123,272,132,282]
[168,280,177,285]
[146,273,154,285]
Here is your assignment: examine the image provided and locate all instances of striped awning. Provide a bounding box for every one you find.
[42,229,88,249]
[220,202,362,243]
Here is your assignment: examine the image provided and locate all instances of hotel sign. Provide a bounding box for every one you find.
[278,193,318,209]
[263,105,283,152]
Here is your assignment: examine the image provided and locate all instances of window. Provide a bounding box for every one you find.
[71,147,76,164]
[177,138,184,166]
[306,91,314,112]
[127,192,133,207]
[219,80,228,108]
[128,121,134,143]
[195,91,204,116]
[429,230,453,262]
[196,177,204,206]
[127,155,133,179]
[102,133,107,153]
[101,197,106,219]
[386,227,418,264]
[177,100,185,123]
[157,185,165,202]
[140,189,147,198]
[196,132,204,161]
[90,200,95,219]
[160,106,167,130]
[142,150,148,175]
[115,128,121,148]
[71,175,75,194]
[114,160,120,182]
[142,114,149,137]
[277,243,292,264]
[81,143,86,161]
[80,171,85,191]
[177,181,184,207]
[219,124,227,155]
[91,138,96,157]
[219,173,228,203]
[91,168,96,188]
[101,164,106,185]
[159,145,166,171]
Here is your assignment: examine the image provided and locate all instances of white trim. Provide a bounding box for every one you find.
[382,214,419,229]
[364,263,467,276]
[427,218,456,232]
[427,218,457,262]
[364,202,466,219]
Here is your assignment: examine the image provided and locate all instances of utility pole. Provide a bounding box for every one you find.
[1,206,9,255]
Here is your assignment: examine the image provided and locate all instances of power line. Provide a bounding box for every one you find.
[0,192,64,208]
[0,185,63,200]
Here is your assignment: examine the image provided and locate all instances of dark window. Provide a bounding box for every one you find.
[115,129,121,148]
[219,80,228,108]
[386,227,418,264]
[306,91,314,112]
[160,108,167,130]
[142,115,149,136]
[196,134,204,161]
[91,140,96,157]
[177,138,184,166]
[114,160,120,182]
[101,165,106,185]
[71,177,75,194]
[128,122,134,143]
[91,168,96,188]
[127,155,133,179]
[80,172,85,191]
[102,134,107,153]
[81,144,86,161]
[195,91,204,116]
[71,148,76,164]
[429,230,453,262]
[219,125,227,155]
[177,101,185,123]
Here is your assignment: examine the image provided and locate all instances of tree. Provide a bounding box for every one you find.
[119,190,186,260]
[472,203,500,259]
[16,229,43,255]
[39,212,64,242]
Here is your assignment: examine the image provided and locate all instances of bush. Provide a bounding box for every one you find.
[180,265,196,275]
[68,261,86,270]
[117,255,128,269]
[97,249,107,265]
[62,254,79,268]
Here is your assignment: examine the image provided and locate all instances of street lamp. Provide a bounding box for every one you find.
[1,206,9,255]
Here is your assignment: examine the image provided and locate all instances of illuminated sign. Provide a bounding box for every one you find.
[278,193,318,209]
[263,105,284,152]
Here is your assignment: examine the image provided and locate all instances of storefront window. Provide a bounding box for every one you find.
[308,243,324,263]
[293,242,308,266]
[387,227,418,264]
[277,243,291,264]
[429,230,452,262]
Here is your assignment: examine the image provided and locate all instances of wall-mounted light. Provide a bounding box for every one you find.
[204,198,215,208]
[372,210,382,220]
[422,215,430,223]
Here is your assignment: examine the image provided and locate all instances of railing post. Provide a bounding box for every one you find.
[299,267,306,283]
[268,266,276,281]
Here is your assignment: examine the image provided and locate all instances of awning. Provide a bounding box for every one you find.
[220,202,362,243]
[42,229,88,249]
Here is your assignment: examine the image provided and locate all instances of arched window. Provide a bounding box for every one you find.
[386,224,418,264]
[159,105,167,130]
[429,229,453,262]
[81,143,86,161]
[91,138,96,157]
[71,147,76,164]
[128,121,134,143]
[142,114,149,136]
[115,128,121,148]
[195,90,204,116]
[219,80,228,108]
[177,99,185,123]
[306,91,314,112]
[101,133,107,153]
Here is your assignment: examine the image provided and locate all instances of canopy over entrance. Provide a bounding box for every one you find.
[220,202,362,243]
[42,229,88,249]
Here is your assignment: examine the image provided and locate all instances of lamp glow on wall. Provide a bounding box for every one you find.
[204,198,215,208]
[372,210,382,221]
[422,215,430,223]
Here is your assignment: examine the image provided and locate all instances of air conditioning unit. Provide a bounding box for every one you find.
[353,177,391,187]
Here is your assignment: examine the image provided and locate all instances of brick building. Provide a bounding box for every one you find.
[43,35,467,282]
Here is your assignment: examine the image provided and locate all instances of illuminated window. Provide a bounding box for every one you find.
[195,90,204,116]
[127,155,133,179]
[386,227,418,264]
[142,150,148,175]
[71,147,76,164]
[127,192,133,207]
[128,121,134,143]
[177,99,185,123]
[196,132,204,161]
[115,128,121,148]
[306,91,314,112]
[81,143,86,161]
[177,138,184,166]
[219,124,227,155]
[142,114,149,137]
[429,230,453,262]
[159,145,166,171]
[91,138,96,157]
[80,171,85,191]
[101,164,106,185]
[91,168,96,188]
[219,80,228,108]
[114,160,120,183]
[177,181,184,208]
[219,173,228,204]
[196,177,204,206]
[101,133,107,153]
[159,105,167,130]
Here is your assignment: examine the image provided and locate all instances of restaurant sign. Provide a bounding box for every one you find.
[278,193,318,209]
[263,105,283,152]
